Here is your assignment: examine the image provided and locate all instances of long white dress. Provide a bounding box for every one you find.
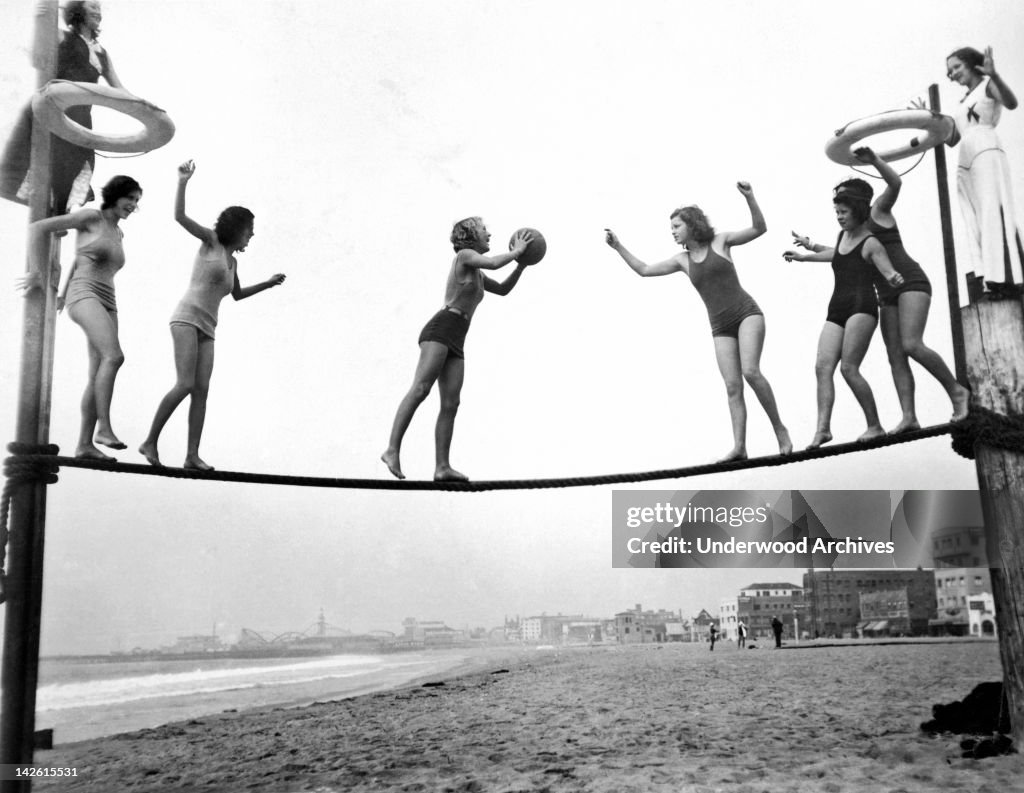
[953,76,1024,285]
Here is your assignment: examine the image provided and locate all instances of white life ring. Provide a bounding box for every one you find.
[31,80,175,154]
[825,109,954,166]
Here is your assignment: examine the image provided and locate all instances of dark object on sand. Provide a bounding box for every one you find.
[921,681,1014,757]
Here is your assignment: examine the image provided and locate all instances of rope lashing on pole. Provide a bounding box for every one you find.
[950,407,1024,460]
[0,444,59,605]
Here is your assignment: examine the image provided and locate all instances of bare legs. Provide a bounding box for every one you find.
[138,324,217,469]
[382,342,468,481]
[711,315,792,462]
[67,299,125,459]
[881,292,970,424]
[808,315,884,449]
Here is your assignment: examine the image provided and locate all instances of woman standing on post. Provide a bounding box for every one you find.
[944,46,1022,296]
[605,182,792,462]
[138,161,285,471]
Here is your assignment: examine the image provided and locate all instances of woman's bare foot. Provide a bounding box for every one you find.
[857,426,887,443]
[806,430,833,450]
[890,418,921,434]
[950,384,971,422]
[75,445,115,462]
[183,455,214,471]
[94,431,127,450]
[138,442,162,467]
[776,427,794,455]
[381,450,405,480]
[717,447,748,464]
[434,464,469,482]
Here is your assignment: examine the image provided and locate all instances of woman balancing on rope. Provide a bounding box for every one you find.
[605,182,792,462]
[783,173,905,449]
[381,220,533,482]
[138,161,285,471]
[789,147,970,439]
[26,175,141,460]
[1,1,147,214]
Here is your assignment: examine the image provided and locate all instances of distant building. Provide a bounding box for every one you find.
[163,634,224,654]
[859,589,912,636]
[803,570,936,637]
[691,608,717,643]
[521,614,598,644]
[402,618,464,646]
[614,603,681,644]
[967,592,997,638]
[930,568,994,636]
[718,597,739,641]
[930,524,988,567]
[737,582,804,641]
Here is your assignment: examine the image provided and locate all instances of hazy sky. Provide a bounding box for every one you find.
[1,0,1021,654]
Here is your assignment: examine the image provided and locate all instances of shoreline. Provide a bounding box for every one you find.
[34,641,1024,792]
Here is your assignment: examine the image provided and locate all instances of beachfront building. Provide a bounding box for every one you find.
[691,608,717,643]
[858,589,912,636]
[967,592,997,638]
[930,568,994,636]
[929,524,988,568]
[736,582,804,641]
[520,614,598,644]
[402,618,464,647]
[718,597,739,641]
[802,570,936,637]
[614,604,683,644]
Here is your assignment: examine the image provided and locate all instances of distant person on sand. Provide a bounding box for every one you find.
[381,219,533,482]
[709,623,719,651]
[605,182,792,462]
[771,616,783,648]
[737,621,746,649]
[138,160,285,471]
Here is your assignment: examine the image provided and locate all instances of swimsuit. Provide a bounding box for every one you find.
[170,243,236,339]
[418,307,469,358]
[826,232,878,327]
[64,217,125,311]
[866,218,932,306]
[688,246,763,338]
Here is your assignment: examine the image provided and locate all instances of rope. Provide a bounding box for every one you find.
[950,406,1024,460]
[0,443,60,605]
[3,424,955,494]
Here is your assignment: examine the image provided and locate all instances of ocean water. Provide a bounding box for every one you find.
[34,651,472,745]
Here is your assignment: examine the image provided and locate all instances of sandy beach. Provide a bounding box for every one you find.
[31,639,1022,792]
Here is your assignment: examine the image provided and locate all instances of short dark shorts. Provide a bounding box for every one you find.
[710,298,763,339]
[418,308,469,359]
[877,282,932,308]
[826,290,878,327]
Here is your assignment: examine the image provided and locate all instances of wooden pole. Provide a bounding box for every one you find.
[961,299,1024,746]
[929,83,968,383]
[1,2,58,786]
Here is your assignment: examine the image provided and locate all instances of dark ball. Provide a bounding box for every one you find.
[510,227,546,266]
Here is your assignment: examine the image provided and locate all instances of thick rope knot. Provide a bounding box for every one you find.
[950,407,1024,460]
[1,443,60,605]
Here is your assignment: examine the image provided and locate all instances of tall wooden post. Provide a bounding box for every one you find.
[929,83,968,384]
[1,2,58,786]
[961,300,1024,746]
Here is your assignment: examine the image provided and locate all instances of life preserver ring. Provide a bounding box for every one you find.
[31,80,175,154]
[825,109,953,166]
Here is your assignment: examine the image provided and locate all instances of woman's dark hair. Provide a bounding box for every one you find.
[947,47,984,74]
[669,205,715,245]
[450,216,485,252]
[64,1,95,31]
[100,175,141,209]
[833,195,871,225]
[215,206,255,246]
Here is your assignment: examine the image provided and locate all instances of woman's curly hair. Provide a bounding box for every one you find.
[669,205,715,245]
[100,175,141,209]
[214,206,255,246]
